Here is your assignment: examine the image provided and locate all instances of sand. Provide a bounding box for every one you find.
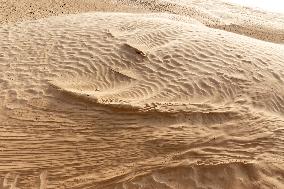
[0,0,283,189]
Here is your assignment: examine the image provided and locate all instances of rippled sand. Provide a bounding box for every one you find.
[0,0,283,188]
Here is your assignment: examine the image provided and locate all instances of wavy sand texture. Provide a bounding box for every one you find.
[0,1,284,189]
[114,0,284,43]
[2,0,284,44]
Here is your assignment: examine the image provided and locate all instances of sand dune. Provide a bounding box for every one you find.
[115,0,284,43]
[0,0,284,189]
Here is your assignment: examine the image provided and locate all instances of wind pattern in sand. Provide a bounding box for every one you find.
[0,0,284,188]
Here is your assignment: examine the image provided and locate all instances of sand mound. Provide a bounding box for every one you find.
[0,1,284,189]
[37,12,284,116]
[115,0,284,43]
[2,0,284,43]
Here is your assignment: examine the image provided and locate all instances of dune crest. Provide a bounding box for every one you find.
[38,13,284,116]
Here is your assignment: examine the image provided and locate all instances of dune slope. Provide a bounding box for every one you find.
[0,1,284,189]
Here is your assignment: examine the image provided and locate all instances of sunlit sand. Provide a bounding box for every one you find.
[0,0,283,188]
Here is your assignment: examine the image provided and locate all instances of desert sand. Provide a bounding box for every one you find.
[0,0,283,189]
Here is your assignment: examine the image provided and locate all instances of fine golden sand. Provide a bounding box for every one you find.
[0,0,283,188]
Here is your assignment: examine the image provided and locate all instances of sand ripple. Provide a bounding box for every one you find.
[0,2,284,189]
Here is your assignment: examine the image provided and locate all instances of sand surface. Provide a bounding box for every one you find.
[0,0,284,188]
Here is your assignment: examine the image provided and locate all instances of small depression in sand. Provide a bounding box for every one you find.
[0,1,284,189]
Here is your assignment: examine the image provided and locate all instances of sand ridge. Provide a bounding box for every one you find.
[0,0,284,189]
[114,0,284,43]
[1,0,284,43]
